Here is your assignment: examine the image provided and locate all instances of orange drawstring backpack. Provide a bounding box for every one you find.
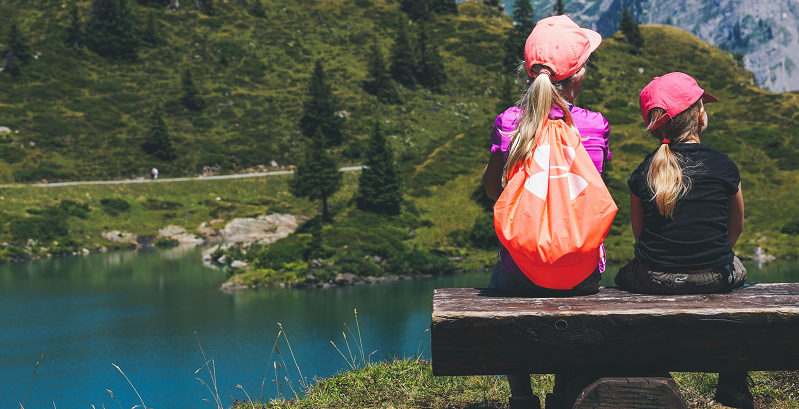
[494,118,617,290]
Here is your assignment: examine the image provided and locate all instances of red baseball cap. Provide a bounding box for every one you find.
[524,15,602,81]
[639,72,718,130]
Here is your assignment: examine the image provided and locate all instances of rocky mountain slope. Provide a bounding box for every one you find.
[505,0,799,92]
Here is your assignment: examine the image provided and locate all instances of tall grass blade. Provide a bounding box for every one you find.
[330,341,355,370]
[277,323,306,389]
[260,330,282,401]
[111,363,146,409]
[20,353,44,408]
[193,332,222,409]
[354,309,366,365]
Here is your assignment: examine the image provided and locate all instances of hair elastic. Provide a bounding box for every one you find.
[533,69,552,79]
[661,139,670,144]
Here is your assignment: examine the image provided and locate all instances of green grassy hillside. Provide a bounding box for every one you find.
[0,0,505,181]
[3,0,799,266]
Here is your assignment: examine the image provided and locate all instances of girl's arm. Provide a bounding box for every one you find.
[727,182,744,247]
[483,154,505,200]
[630,191,644,239]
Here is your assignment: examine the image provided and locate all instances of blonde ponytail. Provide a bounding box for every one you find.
[503,66,577,187]
[645,101,703,219]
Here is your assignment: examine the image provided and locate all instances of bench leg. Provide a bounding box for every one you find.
[557,372,687,409]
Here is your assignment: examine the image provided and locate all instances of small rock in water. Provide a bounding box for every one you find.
[230,260,248,269]
[218,255,227,264]
[82,248,90,255]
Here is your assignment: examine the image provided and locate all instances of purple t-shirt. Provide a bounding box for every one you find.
[491,105,611,276]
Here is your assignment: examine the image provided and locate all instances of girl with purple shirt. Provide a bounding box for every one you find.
[481,15,610,409]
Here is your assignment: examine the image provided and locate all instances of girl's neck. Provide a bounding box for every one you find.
[683,133,701,144]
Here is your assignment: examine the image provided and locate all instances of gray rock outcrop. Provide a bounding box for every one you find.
[101,231,138,244]
[220,214,298,243]
[525,0,799,92]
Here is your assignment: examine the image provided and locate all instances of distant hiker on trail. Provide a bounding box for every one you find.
[614,72,751,409]
[151,168,159,180]
[482,15,615,409]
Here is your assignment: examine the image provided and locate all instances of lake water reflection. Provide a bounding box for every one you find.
[0,248,793,408]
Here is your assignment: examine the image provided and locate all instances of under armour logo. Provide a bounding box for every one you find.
[524,145,588,201]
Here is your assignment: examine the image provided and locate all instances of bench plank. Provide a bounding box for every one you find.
[431,284,799,375]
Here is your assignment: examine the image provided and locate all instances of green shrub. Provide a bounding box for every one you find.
[191,115,214,128]
[781,220,799,235]
[0,145,26,164]
[50,237,79,255]
[469,214,500,250]
[9,216,69,241]
[386,247,455,276]
[58,200,90,219]
[12,163,71,182]
[143,198,183,210]
[154,237,179,247]
[100,198,131,216]
[1,245,29,261]
[255,236,308,269]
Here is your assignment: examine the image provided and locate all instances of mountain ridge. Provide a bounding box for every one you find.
[503,0,799,92]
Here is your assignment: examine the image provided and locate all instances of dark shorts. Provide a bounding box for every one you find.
[488,261,601,297]
[614,257,747,295]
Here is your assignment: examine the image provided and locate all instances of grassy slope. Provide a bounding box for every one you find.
[0,173,359,252]
[227,359,799,409]
[3,1,799,264]
[0,0,505,182]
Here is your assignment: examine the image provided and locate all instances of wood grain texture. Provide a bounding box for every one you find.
[571,376,687,409]
[431,284,799,375]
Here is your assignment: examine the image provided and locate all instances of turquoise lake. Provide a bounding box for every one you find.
[1,246,795,408]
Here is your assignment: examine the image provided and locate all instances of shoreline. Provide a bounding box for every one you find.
[219,272,443,291]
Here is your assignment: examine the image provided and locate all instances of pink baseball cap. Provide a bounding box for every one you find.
[639,72,718,130]
[524,15,602,81]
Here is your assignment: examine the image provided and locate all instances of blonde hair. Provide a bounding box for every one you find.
[645,100,703,219]
[502,64,584,186]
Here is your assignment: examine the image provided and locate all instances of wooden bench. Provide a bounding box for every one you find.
[431,284,799,408]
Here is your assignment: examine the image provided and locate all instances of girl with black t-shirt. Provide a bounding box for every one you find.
[615,72,751,409]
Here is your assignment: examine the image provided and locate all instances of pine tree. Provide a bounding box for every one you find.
[66,1,83,49]
[300,60,344,146]
[502,0,535,74]
[400,0,430,22]
[356,121,403,215]
[364,37,402,104]
[496,75,520,112]
[619,9,644,49]
[198,0,215,15]
[137,0,170,7]
[416,24,446,92]
[86,0,141,61]
[142,11,161,46]
[289,129,342,224]
[552,0,565,15]
[180,68,206,111]
[2,21,32,77]
[431,0,458,15]
[142,107,177,160]
[250,0,266,17]
[390,21,417,88]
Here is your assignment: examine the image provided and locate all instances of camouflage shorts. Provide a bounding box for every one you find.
[614,257,747,295]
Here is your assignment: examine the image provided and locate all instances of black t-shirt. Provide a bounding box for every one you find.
[627,143,740,271]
